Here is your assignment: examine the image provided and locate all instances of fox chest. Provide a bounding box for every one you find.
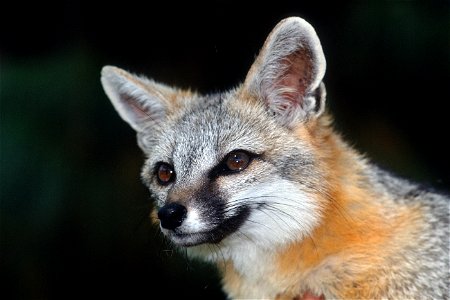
[219,252,312,299]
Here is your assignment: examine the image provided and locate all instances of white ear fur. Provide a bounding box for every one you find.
[244,17,327,127]
[101,66,172,132]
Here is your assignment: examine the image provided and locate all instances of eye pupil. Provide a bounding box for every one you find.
[226,151,250,171]
[157,163,175,185]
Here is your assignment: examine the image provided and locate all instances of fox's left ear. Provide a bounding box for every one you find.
[101,66,180,151]
[243,17,327,128]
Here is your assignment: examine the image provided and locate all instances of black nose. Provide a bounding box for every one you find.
[157,203,187,230]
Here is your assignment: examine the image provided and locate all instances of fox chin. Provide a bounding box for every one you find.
[101,17,449,300]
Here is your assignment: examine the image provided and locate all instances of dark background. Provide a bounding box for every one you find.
[2,1,449,299]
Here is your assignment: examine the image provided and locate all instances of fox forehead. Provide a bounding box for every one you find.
[147,91,280,171]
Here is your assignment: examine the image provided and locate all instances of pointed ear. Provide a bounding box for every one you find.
[243,17,327,128]
[101,66,175,132]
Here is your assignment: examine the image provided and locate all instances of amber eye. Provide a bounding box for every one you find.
[225,151,250,172]
[156,163,175,185]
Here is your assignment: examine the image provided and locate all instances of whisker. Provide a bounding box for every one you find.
[224,194,327,236]
[257,204,298,229]
[215,244,227,266]
[184,247,194,271]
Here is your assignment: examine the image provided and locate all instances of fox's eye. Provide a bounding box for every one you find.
[209,150,257,179]
[225,151,250,172]
[156,163,175,185]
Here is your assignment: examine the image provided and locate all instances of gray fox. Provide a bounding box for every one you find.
[101,17,449,299]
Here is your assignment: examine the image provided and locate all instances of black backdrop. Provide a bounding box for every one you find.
[2,1,449,299]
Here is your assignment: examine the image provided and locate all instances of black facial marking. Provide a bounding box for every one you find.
[202,205,251,244]
[174,204,251,247]
[168,181,252,246]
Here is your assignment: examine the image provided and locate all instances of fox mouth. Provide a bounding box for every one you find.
[165,207,251,247]
[168,230,221,247]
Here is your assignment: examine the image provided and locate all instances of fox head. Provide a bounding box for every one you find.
[101,17,329,255]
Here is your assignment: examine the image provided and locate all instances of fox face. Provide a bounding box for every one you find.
[141,92,322,249]
[102,18,328,253]
[102,17,327,255]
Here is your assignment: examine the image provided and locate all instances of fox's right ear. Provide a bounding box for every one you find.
[101,66,175,133]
